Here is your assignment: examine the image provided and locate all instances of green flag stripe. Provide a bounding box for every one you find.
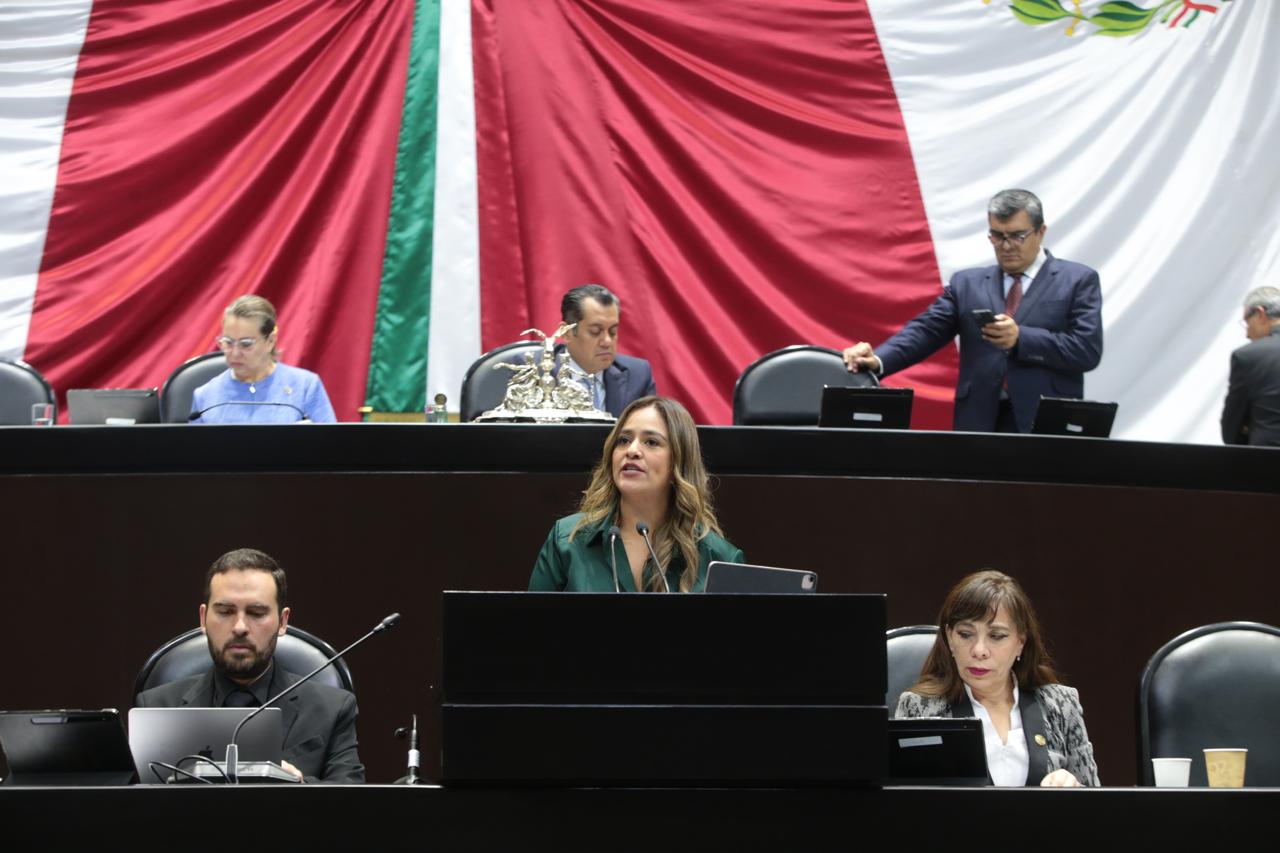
[365,0,441,413]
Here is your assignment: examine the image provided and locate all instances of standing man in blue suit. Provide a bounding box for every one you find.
[842,189,1103,433]
[559,284,657,417]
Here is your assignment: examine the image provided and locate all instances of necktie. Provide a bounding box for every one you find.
[1005,273,1023,318]
[225,689,259,708]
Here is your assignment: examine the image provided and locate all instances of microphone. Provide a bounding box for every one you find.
[394,714,421,784]
[223,612,401,783]
[607,525,622,593]
[635,521,670,593]
[189,401,310,422]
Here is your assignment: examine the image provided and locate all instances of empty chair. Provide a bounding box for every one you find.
[0,358,56,425]
[1139,621,1280,786]
[733,345,878,426]
[459,340,544,422]
[134,625,354,697]
[886,625,938,712]
[159,352,226,422]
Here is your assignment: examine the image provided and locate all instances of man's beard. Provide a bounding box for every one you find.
[208,633,277,681]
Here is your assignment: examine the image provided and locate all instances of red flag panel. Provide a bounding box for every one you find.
[472,0,957,425]
[27,0,413,421]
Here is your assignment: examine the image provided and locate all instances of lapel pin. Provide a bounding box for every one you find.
[1034,734,1047,746]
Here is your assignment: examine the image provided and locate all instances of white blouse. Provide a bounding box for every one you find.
[964,682,1030,787]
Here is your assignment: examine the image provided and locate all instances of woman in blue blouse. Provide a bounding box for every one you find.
[191,295,336,424]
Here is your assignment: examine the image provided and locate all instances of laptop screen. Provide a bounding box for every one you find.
[127,707,282,783]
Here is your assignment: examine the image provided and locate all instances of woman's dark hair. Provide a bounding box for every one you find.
[909,569,1059,703]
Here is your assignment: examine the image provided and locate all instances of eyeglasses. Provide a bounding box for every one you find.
[216,336,263,351]
[988,229,1036,246]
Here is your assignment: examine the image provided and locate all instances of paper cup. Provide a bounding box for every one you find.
[1151,757,1191,787]
[1204,748,1247,788]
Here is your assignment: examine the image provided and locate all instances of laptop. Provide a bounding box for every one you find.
[67,388,161,425]
[704,561,818,594]
[886,717,988,786]
[819,386,913,430]
[1030,397,1118,437]
[0,709,138,786]
[127,707,283,784]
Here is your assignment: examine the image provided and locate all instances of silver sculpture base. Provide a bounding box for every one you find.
[474,406,615,424]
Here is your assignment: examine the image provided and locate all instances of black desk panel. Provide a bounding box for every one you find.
[2,424,1278,785]
[2,785,1276,851]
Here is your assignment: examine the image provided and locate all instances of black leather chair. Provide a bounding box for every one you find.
[459,340,544,422]
[133,625,354,698]
[1138,621,1280,786]
[0,358,56,425]
[886,625,938,713]
[732,345,878,425]
[159,351,225,422]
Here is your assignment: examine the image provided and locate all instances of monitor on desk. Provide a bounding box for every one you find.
[67,388,161,425]
[0,709,137,786]
[819,386,913,430]
[886,717,989,786]
[1030,397,1118,438]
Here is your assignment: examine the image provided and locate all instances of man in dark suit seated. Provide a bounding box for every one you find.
[135,548,364,783]
[1222,286,1280,446]
[842,189,1103,433]
[558,284,657,417]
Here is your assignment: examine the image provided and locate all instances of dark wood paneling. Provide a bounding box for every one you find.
[3,425,1276,784]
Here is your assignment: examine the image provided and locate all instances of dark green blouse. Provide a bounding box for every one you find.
[529,513,744,592]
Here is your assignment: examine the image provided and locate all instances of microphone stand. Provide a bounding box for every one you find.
[635,521,671,593]
[607,525,622,592]
[224,612,401,783]
[189,400,311,422]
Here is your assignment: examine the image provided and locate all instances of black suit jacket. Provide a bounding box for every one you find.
[135,666,364,783]
[875,251,1103,432]
[1222,328,1280,446]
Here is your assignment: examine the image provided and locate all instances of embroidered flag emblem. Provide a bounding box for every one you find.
[1001,0,1233,37]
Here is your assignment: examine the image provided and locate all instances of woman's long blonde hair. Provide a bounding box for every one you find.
[570,396,722,592]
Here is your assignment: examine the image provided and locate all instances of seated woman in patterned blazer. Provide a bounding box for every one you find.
[895,569,1100,787]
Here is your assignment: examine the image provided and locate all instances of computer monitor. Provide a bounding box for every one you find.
[1030,397,1118,437]
[0,709,137,786]
[819,386,913,430]
[886,717,989,786]
[67,388,161,425]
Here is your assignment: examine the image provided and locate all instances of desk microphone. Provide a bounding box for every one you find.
[607,525,622,592]
[394,714,421,784]
[635,521,670,593]
[224,612,401,783]
[189,401,310,422]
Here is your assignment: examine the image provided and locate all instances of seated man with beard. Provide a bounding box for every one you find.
[134,548,364,783]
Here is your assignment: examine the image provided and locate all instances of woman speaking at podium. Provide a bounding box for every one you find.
[895,570,1100,787]
[191,295,336,423]
[529,396,742,592]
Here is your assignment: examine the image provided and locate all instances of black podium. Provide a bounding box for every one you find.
[440,591,887,785]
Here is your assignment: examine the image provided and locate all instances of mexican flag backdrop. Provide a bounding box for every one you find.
[1,1,1276,439]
